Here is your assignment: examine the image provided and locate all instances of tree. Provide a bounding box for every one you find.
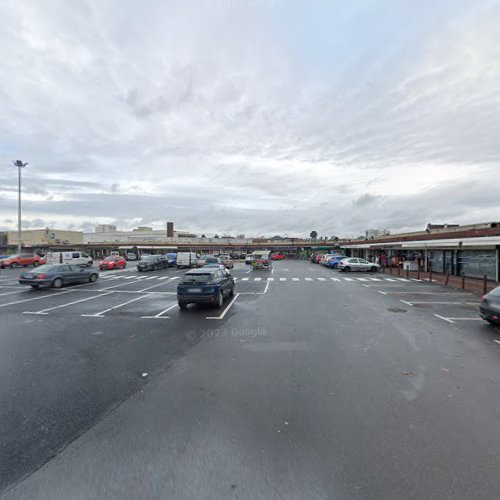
[214,234,220,239]
[201,234,206,238]
[310,230,318,240]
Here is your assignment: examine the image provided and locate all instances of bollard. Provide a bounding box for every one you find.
[429,269,433,282]
[417,267,420,280]
[406,267,410,279]
[461,273,465,290]
[397,266,401,276]
[445,272,450,286]
[483,275,487,295]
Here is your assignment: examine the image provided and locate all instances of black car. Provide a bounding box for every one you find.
[137,255,168,272]
[177,267,235,309]
[480,286,500,325]
[18,264,99,289]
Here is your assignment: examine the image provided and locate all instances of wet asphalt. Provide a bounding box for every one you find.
[1,261,500,499]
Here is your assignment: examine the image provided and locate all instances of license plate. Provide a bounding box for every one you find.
[26,274,34,278]
[188,288,202,293]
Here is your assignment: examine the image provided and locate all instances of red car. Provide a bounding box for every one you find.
[271,253,286,260]
[0,253,45,269]
[99,256,127,270]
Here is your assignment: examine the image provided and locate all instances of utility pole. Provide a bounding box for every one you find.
[13,160,28,254]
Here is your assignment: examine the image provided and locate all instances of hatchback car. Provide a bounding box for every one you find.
[0,254,45,269]
[137,255,168,271]
[18,264,99,288]
[271,253,286,260]
[177,268,235,309]
[338,258,380,272]
[480,286,500,325]
[326,256,348,269]
[99,255,127,270]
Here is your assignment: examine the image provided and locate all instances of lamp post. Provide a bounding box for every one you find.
[13,160,28,254]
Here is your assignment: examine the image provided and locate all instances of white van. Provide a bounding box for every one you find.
[176,252,199,268]
[45,251,93,267]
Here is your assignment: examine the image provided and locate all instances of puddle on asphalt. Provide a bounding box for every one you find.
[413,304,433,308]
[387,307,407,313]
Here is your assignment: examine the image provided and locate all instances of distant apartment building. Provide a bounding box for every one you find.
[365,228,390,239]
[7,229,83,246]
[95,224,117,233]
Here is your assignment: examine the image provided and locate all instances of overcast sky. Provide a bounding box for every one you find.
[1,0,499,238]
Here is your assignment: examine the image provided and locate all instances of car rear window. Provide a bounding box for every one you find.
[489,287,500,297]
[183,273,212,283]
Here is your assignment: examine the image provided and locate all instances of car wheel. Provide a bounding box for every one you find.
[30,284,39,289]
[216,291,224,309]
[178,301,187,309]
[370,266,378,272]
[10,263,18,269]
[343,266,351,272]
[89,273,98,283]
[153,264,159,271]
[123,262,126,268]
[52,277,63,289]
[33,261,39,267]
[229,286,234,297]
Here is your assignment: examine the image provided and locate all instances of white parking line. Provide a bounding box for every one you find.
[206,293,240,320]
[305,278,313,281]
[254,277,262,282]
[0,290,75,308]
[280,277,287,281]
[330,277,341,282]
[141,303,177,319]
[170,276,180,280]
[357,278,369,282]
[369,278,382,281]
[384,278,397,282]
[404,301,480,306]
[23,292,114,315]
[292,278,300,281]
[434,314,455,324]
[81,293,153,317]
[342,278,354,281]
[0,290,23,298]
[267,277,274,281]
[241,277,249,281]
[158,277,169,280]
[317,277,326,281]
[137,281,175,292]
[378,290,387,295]
[145,276,156,280]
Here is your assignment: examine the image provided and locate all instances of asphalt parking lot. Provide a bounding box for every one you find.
[2,260,500,499]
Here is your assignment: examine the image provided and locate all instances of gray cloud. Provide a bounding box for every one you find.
[0,0,499,237]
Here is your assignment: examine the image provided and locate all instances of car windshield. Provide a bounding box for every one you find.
[104,256,117,261]
[183,273,212,283]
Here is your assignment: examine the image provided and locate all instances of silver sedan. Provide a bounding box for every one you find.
[338,258,381,272]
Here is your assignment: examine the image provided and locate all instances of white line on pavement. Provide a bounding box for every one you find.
[384,278,397,282]
[141,302,177,319]
[400,300,414,306]
[357,278,369,282]
[342,278,354,281]
[434,314,455,323]
[0,290,23,297]
[241,277,249,281]
[206,293,240,320]
[81,293,153,317]
[377,290,387,295]
[317,277,326,281]
[0,290,75,308]
[158,277,168,280]
[280,277,287,281]
[305,278,313,281]
[292,278,300,281]
[369,278,382,281]
[257,281,271,295]
[267,277,274,281]
[408,301,479,305]
[330,278,341,282]
[254,278,262,281]
[23,292,114,315]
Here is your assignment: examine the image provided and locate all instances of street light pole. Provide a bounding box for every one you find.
[13,160,28,254]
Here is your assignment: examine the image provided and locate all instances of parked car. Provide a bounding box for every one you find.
[271,253,286,260]
[177,267,235,309]
[99,255,127,270]
[314,254,326,264]
[197,255,218,267]
[480,286,500,325]
[0,254,45,269]
[126,252,138,261]
[251,250,272,270]
[245,254,254,265]
[310,253,317,263]
[338,258,380,272]
[45,251,92,267]
[18,264,99,289]
[137,255,168,271]
[326,255,348,269]
[219,254,234,269]
[164,253,177,266]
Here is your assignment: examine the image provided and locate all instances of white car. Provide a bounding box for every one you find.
[338,258,380,272]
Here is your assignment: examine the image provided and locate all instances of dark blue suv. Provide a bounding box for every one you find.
[177,268,235,309]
